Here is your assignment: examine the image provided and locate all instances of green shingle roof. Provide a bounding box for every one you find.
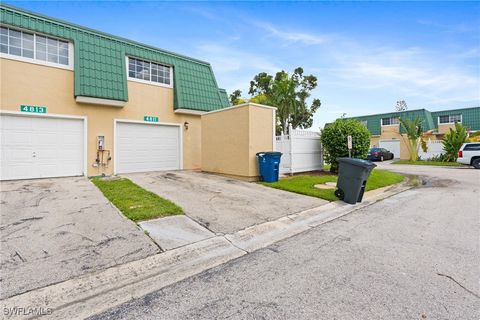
[349,107,480,135]
[218,89,230,108]
[0,4,230,112]
[431,107,480,131]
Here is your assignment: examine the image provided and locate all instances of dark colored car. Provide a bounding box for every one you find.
[366,148,394,161]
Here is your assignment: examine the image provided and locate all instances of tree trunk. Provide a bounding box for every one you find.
[410,139,419,161]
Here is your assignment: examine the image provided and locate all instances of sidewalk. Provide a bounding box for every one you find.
[0,180,413,320]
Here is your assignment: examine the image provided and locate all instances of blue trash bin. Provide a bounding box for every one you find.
[256,152,282,182]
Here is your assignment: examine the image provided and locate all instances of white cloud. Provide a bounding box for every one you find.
[193,43,282,95]
[191,18,479,128]
[255,22,328,45]
[329,46,479,104]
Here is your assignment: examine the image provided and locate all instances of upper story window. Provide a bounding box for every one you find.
[0,26,72,69]
[127,57,172,87]
[381,117,400,126]
[438,114,462,124]
[360,120,368,127]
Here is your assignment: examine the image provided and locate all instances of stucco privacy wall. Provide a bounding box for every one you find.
[0,59,202,176]
[201,103,276,180]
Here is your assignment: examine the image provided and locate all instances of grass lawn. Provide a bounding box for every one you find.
[91,177,182,221]
[392,160,462,167]
[263,169,405,202]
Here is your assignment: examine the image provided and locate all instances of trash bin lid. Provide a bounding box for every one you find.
[257,152,282,157]
[265,152,282,156]
[337,157,377,168]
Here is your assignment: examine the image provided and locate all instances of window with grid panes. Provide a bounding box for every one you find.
[0,26,70,67]
[128,57,171,86]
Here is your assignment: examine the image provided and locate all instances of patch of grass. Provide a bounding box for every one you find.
[264,174,339,201]
[262,169,404,201]
[392,160,462,167]
[366,169,405,190]
[91,177,182,221]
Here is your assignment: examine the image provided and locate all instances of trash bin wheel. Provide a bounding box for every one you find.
[334,188,344,200]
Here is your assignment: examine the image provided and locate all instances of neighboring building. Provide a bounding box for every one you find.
[0,4,266,180]
[349,107,480,159]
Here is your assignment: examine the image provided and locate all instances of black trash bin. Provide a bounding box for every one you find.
[334,158,377,204]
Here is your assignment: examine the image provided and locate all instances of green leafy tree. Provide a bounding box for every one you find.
[321,119,371,173]
[249,93,269,105]
[399,117,426,161]
[244,67,321,134]
[442,122,467,162]
[229,89,246,105]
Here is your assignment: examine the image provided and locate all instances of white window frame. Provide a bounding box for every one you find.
[125,56,173,88]
[438,114,462,125]
[381,117,400,126]
[360,120,368,127]
[0,24,74,71]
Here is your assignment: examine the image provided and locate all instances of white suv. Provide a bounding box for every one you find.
[457,142,480,169]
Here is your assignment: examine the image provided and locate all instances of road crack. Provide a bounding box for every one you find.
[437,272,480,299]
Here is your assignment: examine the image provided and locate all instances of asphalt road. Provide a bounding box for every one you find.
[91,165,480,320]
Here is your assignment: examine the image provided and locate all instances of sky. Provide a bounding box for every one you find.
[6,1,480,129]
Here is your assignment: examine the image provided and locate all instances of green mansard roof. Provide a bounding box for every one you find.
[0,4,230,112]
[349,107,480,135]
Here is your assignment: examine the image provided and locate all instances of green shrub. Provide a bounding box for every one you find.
[442,123,467,162]
[321,118,371,173]
[425,153,450,162]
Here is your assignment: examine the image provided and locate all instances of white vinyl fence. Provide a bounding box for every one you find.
[275,126,323,174]
[419,139,445,159]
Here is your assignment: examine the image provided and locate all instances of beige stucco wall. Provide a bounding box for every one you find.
[437,123,455,134]
[370,125,410,160]
[248,106,275,176]
[0,58,202,176]
[201,103,275,180]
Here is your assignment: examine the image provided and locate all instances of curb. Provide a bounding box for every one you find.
[0,182,413,320]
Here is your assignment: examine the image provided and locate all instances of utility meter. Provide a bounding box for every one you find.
[97,136,105,150]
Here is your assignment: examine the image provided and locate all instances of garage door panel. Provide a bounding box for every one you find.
[0,114,84,180]
[4,165,34,180]
[2,131,33,145]
[379,140,400,159]
[116,122,181,174]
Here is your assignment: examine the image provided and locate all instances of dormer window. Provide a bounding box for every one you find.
[381,117,400,126]
[127,57,172,87]
[438,114,462,124]
[0,26,73,69]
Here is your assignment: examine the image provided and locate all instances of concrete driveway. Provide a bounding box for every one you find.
[93,163,480,320]
[125,171,328,234]
[0,177,159,299]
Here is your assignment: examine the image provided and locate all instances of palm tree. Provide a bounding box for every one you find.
[399,117,424,161]
[269,72,297,135]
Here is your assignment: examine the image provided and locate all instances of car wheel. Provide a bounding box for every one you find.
[472,158,480,169]
[380,155,384,161]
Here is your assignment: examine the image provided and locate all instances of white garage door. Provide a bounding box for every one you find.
[116,121,181,174]
[379,140,401,159]
[0,114,84,180]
